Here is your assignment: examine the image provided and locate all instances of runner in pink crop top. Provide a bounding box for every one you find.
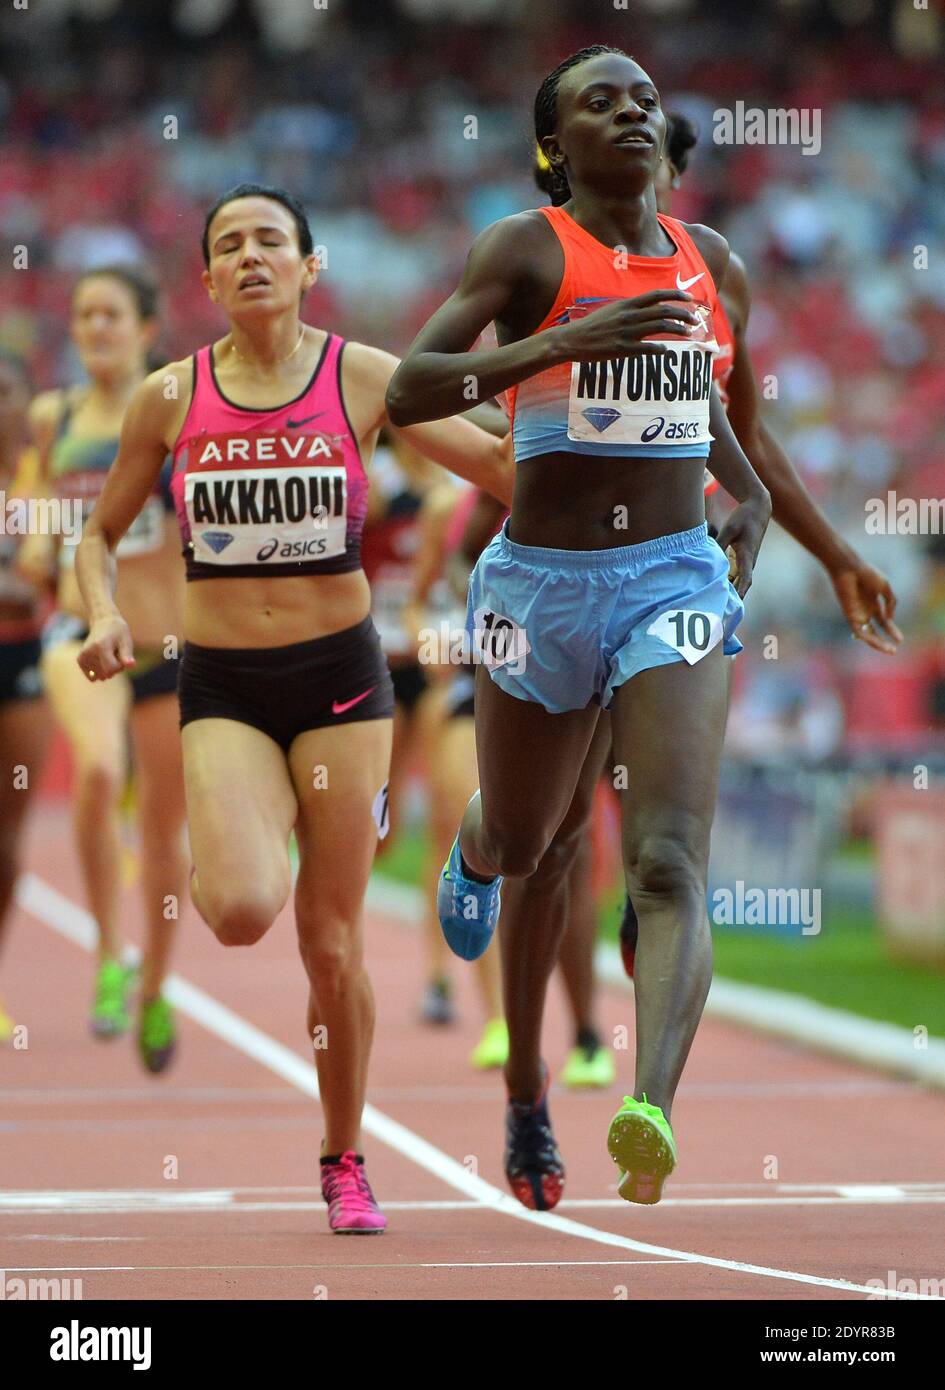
[172,332,368,579]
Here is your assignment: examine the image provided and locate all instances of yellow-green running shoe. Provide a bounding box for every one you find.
[0,996,15,1044]
[607,1094,677,1205]
[90,959,135,1038]
[138,995,177,1074]
[469,1017,509,1070]
[560,1041,616,1089]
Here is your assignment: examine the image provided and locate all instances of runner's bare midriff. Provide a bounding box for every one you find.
[510,452,707,550]
[183,567,371,647]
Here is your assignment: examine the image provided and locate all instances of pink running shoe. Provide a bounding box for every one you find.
[320,1151,387,1234]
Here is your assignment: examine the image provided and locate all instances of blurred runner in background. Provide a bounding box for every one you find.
[0,351,51,1042]
[24,268,186,1072]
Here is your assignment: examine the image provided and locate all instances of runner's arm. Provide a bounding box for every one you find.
[349,342,515,506]
[385,215,570,425]
[723,255,900,653]
[0,446,48,616]
[16,391,65,588]
[410,485,458,607]
[74,370,179,626]
[704,386,770,511]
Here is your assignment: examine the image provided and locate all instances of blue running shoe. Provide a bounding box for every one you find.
[436,834,502,961]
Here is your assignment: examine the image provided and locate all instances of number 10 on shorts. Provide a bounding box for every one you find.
[472,606,530,673]
[647,608,722,664]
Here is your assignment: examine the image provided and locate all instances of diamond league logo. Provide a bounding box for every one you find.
[581,406,622,433]
[201,531,234,554]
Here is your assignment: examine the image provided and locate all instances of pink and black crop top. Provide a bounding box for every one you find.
[171,332,368,580]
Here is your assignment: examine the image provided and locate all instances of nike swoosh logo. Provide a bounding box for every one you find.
[286,412,325,429]
[676,272,705,291]
[331,686,377,715]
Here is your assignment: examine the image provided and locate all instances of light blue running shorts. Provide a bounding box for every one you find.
[465,519,743,714]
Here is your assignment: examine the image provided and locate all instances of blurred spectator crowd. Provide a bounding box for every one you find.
[1,0,944,765]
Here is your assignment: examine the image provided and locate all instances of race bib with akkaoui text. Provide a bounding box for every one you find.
[180,432,350,568]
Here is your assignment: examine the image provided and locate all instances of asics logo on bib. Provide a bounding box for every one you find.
[641,418,702,442]
[256,534,331,561]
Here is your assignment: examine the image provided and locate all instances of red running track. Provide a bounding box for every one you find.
[2,805,944,1301]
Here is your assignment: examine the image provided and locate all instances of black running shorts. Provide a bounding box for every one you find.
[178,615,395,751]
[0,637,42,704]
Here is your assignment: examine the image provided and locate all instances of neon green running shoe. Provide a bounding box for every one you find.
[0,996,15,1044]
[560,1041,616,1089]
[607,1094,677,1205]
[469,1017,509,1070]
[90,959,135,1039]
[137,995,177,1074]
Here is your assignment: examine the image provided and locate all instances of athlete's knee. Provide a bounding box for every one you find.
[625,831,704,902]
[481,778,595,882]
[533,819,587,885]
[203,889,284,947]
[298,928,363,992]
[482,822,585,881]
[478,824,545,880]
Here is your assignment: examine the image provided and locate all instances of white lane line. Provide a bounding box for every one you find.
[4,1191,945,1215]
[418,1259,681,1269]
[0,1199,477,1214]
[0,1190,238,1208]
[16,871,942,1301]
[4,1198,943,1216]
[11,1181,945,1196]
[2,1260,679,1273]
[560,1194,943,1209]
[835,1185,906,1200]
